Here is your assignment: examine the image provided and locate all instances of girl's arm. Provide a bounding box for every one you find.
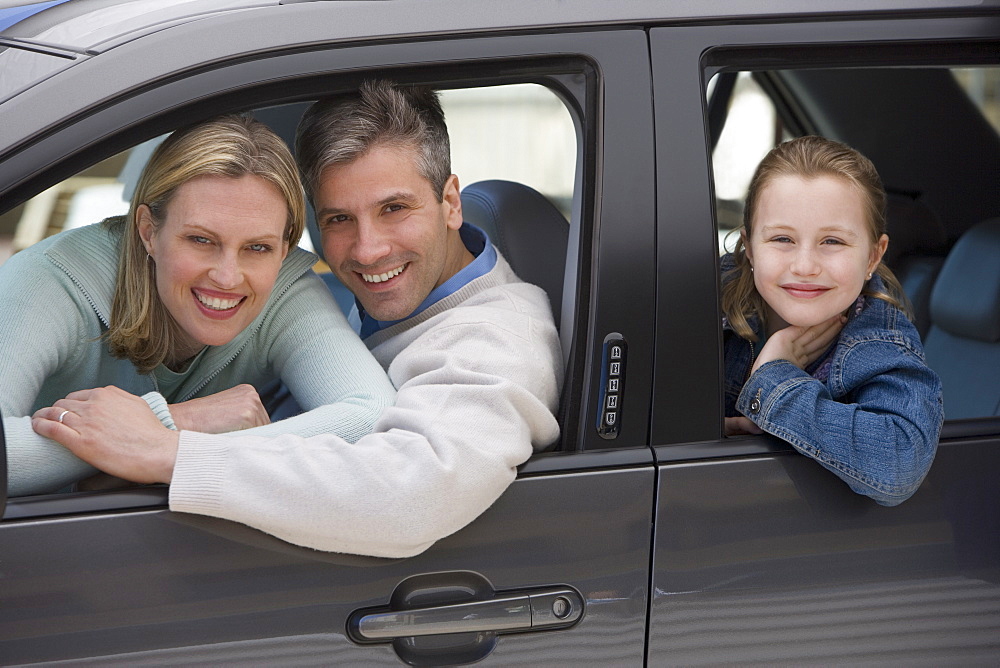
[738,339,943,505]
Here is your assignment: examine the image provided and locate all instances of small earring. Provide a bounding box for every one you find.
[866,272,872,280]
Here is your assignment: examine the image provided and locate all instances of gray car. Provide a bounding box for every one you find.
[2,1,999,664]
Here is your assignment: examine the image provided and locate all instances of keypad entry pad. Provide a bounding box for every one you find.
[596,333,627,439]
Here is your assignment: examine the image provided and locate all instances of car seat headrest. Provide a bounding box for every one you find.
[460,180,568,328]
[929,217,1000,342]
[883,192,948,267]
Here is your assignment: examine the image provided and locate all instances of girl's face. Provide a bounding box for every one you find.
[745,174,888,335]
[139,174,289,362]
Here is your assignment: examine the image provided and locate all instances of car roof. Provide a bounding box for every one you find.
[1,0,998,158]
[3,0,998,51]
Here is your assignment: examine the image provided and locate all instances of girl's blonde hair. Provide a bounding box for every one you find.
[105,115,306,373]
[721,135,910,341]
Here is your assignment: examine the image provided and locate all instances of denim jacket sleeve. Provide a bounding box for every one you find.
[736,335,943,506]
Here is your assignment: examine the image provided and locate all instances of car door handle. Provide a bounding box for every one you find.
[352,587,584,640]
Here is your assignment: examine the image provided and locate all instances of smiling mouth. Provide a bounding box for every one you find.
[195,292,244,311]
[361,263,408,284]
[781,285,831,298]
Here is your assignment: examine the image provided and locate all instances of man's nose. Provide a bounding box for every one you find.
[351,219,392,266]
[208,250,243,288]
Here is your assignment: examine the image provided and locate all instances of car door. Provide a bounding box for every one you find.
[0,6,658,664]
[648,12,1000,665]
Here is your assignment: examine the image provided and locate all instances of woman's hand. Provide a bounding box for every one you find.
[751,314,846,376]
[32,386,179,484]
[170,384,270,432]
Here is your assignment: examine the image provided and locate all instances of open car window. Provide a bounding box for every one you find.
[711,63,1000,423]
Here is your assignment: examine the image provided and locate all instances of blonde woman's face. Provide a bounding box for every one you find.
[745,174,887,334]
[139,174,289,359]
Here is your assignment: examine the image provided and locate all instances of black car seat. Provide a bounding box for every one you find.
[923,217,1000,419]
[459,179,568,329]
[883,192,949,339]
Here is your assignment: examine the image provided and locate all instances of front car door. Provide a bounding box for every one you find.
[0,3,658,664]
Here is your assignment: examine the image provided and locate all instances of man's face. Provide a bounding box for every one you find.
[314,144,465,321]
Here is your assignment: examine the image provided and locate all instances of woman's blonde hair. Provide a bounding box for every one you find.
[721,135,910,342]
[105,114,306,373]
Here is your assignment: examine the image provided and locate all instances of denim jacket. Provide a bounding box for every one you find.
[723,263,944,506]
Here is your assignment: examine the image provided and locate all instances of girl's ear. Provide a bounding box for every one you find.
[869,233,889,274]
[741,228,754,266]
[137,205,157,257]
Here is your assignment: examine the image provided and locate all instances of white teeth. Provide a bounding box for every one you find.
[362,264,406,284]
[197,293,241,310]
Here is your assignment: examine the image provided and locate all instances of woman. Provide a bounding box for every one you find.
[722,135,942,506]
[2,115,395,496]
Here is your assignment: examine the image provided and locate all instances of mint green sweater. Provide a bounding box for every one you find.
[1,223,395,496]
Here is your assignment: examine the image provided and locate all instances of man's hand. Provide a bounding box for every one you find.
[751,314,846,376]
[32,386,179,484]
[170,384,270,432]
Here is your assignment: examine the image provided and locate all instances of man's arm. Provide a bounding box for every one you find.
[168,306,561,558]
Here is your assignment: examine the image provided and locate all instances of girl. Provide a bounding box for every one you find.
[722,135,943,506]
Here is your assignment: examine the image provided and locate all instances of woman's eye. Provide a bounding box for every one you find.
[189,235,210,245]
[248,243,272,253]
[771,236,792,243]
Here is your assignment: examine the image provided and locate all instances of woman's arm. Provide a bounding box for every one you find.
[234,271,395,441]
[738,340,943,505]
[0,254,100,496]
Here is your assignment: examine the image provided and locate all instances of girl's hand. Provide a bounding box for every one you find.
[170,384,270,432]
[751,314,846,376]
[725,416,763,436]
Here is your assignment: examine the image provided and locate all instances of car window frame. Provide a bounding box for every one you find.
[1,27,659,521]
[649,15,1000,452]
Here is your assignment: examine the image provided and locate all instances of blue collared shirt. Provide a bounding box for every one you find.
[354,223,497,338]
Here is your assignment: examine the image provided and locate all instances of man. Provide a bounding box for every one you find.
[33,80,563,558]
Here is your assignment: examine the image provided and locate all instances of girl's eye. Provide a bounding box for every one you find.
[822,238,846,245]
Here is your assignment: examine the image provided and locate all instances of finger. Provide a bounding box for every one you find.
[31,414,82,445]
[32,406,72,423]
[63,388,97,401]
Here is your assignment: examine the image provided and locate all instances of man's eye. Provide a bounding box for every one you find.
[385,203,406,214]
[321,215,348,228]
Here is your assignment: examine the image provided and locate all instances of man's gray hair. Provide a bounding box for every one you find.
[295,80,451,202]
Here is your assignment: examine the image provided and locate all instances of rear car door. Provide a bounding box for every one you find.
[648,12,1000,664]
[0,4,658,664]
